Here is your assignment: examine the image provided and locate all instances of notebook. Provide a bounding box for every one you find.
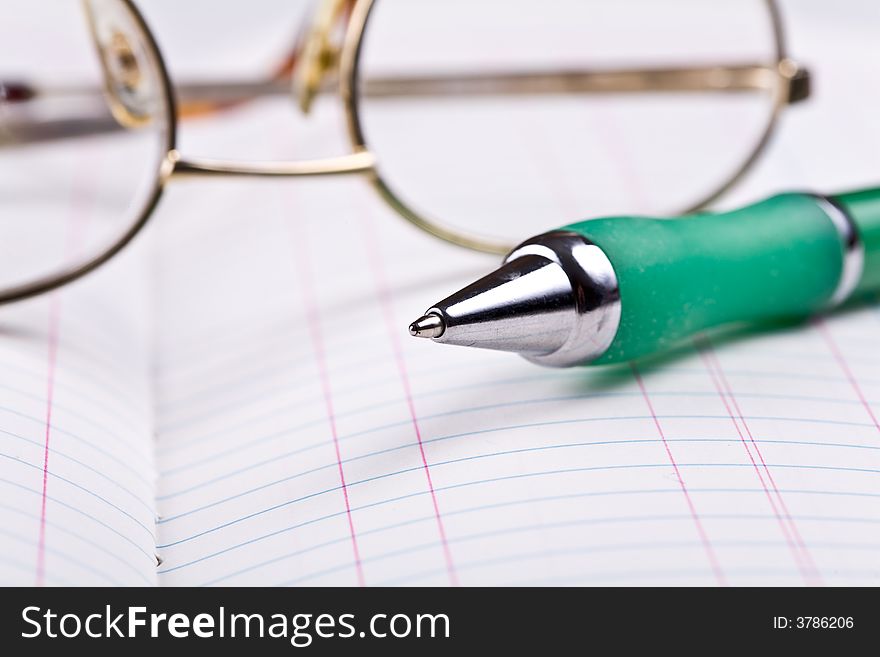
[2,3,879,586]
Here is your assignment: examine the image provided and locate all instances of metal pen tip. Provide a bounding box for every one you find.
[408,313,445,339]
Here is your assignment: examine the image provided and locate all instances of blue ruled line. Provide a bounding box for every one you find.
[0,501,153,584]
[158,410,879,478]
[158,415,880,504]
[0,406,152,481]
[204,502,880,586]
[0,429,152,512]
[156,459,880,573]
[157,432,880,522]
[156,379,879,456]
[0,478,154,562]
[0,453,154,539]
[0,526,124,586]
[0,381,145,453]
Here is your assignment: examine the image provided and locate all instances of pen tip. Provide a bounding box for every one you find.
[408,313,445,339]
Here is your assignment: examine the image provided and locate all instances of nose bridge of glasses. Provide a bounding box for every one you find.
[293,0,354,115]
[166,150,376,180]
[81,0,160,129]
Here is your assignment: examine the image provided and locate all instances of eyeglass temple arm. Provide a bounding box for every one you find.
[358,60,810,103]
[172,59,811,104]
[0,60,810,146]
[3,59,810,103]
[172,59,812,107]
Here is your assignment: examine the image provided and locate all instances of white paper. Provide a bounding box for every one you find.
[2,0,879,586]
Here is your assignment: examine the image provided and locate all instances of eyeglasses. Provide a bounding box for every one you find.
[0,0,809,304]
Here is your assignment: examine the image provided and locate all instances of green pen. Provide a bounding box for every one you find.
[408,188,880,367]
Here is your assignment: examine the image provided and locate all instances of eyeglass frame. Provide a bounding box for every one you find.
[0,0,810,305]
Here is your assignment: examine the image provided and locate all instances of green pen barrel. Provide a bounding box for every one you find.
[564,189,880,365]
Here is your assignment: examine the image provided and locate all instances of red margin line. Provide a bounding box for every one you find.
[293,238,365,587]
[35,153,99,585]
[35,295,62,587]
[815,318,880,434]
[631,363,727,586]
[696,338,822,585]
[360,207,459,586]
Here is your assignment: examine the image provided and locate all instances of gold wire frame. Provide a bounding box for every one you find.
[0,0,808,305]
[341,0,807,254]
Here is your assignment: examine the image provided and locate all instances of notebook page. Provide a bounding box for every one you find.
[152,173,880,586]
[153,123,880,588]
[0,238,158,586]
[153,4,880,585]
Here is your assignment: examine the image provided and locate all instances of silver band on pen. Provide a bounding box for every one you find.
[504,232,621,367]
[811,193,864,306]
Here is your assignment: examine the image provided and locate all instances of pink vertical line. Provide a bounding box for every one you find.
[814,318,880,434]
[775,142,879,429]
[274,130,364,584]
[695,338,822,585]
[292,238,366,587]
[35,296,62,587]
[358,206,460,587]
[631,363,727,585]
[34,153,98,586]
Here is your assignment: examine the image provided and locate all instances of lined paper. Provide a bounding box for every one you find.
[150,181,880,585]
[150,83,880,584]
[0,239,157,586]
[1,0,879,586]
